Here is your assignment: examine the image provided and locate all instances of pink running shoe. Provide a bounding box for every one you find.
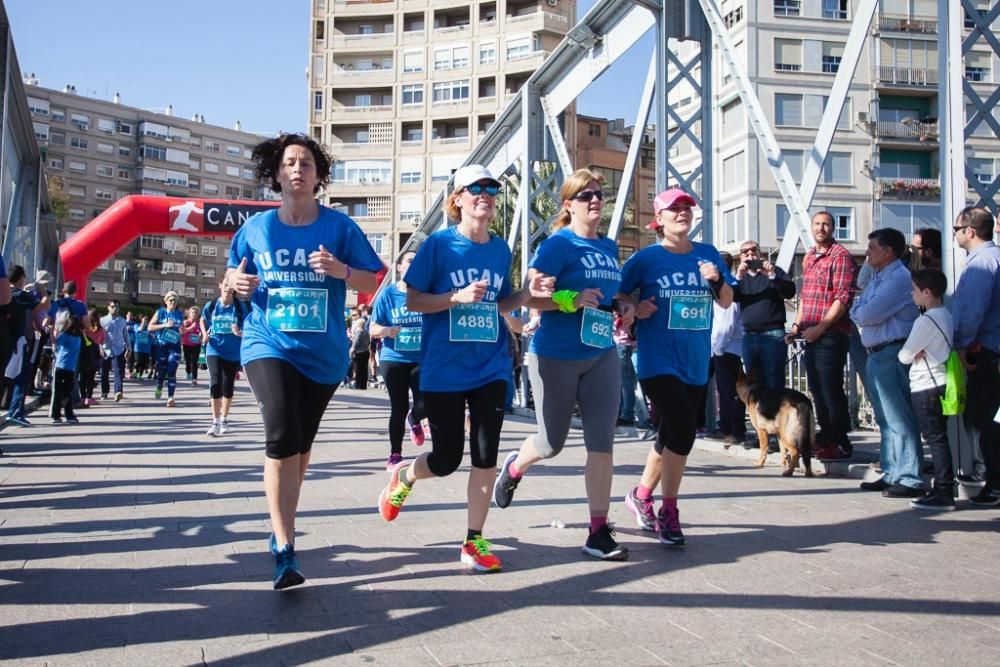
[407,410,425,446]
[386,452,403,470]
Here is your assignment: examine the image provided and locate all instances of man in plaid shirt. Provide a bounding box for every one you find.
[785,211,858,460]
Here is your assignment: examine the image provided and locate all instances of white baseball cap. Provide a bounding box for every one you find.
[453,164,501,190]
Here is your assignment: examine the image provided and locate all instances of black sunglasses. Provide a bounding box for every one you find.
[571,190,605,202]
[464,183,500,196]
[953,225,969,233]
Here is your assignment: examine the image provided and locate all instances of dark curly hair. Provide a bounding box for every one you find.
[252,133,333,194]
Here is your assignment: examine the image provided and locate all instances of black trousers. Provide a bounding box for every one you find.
[352,352,370,390]
[640,374,707,457]
[422,380,506,477]
[965,349,1000,486]
[713,353,747,438]
[380,360,425,454]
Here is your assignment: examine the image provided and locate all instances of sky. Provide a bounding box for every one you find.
[7,0,653,136]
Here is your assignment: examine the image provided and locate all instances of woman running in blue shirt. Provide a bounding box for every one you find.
[490,168,634,561]
[617,189,733,547]
[148,290,184,407]
[227,133,384,590]
[376,165,552,572]
[370,250,427,469]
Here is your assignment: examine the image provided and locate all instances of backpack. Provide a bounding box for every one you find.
[924,315,966,416]
[54,297,83,337]
[205,298,247,330]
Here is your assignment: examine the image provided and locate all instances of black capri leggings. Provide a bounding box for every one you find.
[380,360,426,454]
[639,374,707,457]
[183,344,201,379]
[245,358,337,460]
[422,380,506,477]
[207,356,240,399]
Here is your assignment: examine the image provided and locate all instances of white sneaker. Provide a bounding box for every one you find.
[219,420,231,435]
[206,422,221,436]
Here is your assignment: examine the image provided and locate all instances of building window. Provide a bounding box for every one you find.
[115,120,132,135]
[822,0,848,19]
[226,145,240,157]
[96,142,114,154]
[588,124,601,137]
[96,164,114,178]
[403,50,424,73]
[97,118,115,133]
[480,41,496,65]
[70,136,89,150]
[201,288,216,299]
[822,43,844,74]
[774,0,801,16]
[506,36,531,60]
[68,160,87,173]
[142,145,166,161]
[96,188,114,200]
[70,113,89,130]
[313,91,323,112]
[225,165,240,177]
[774,39,802,72]
[51,108,65,122]
[119,146,131,158]
[721,207,747,247]
[117,166,131,180]
[69,208,85,220]
[49,158,64,170]
[91,281,109,293]
[201,245,218,257]
[722,152,746,191]
[822,152,852,185]
[432,80,470,103]
[402,84,424,105]
[27,97,49,116]
[401,170,421,184]
[33,123,49,141]
[200,267,217,278]
[139,235,164,250]
[205,140,220,152]
[366,233,387,256]
[50,131,65,145]
[186,243,198,254]
[204,162,219,174]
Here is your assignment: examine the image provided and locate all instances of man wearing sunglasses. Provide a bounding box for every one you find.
[733,240,796,392]
[952,207,1000,506]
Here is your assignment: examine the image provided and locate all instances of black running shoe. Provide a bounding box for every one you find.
[910,492,956,511]
[492,451,521,508]
[581,524,629,561]
[969,485,1000,507]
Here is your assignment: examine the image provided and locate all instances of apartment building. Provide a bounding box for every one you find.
[308,0,576,262]
[567,114,656,259]
[668,0,998,258]
[26,82,269,309]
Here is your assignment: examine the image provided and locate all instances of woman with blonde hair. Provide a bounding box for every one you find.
[377,164,553,572]
[492,168,634,560]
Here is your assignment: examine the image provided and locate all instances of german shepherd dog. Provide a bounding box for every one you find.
[735,368,814,477]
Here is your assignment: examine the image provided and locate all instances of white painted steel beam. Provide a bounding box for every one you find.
[609,54,657,241]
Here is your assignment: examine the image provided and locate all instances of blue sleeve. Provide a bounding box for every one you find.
[372,290,392,326]
[619,252,642,294]
[227,225,256,274]
[342,218,386,272]
[953,263,992,348]
[0,256,7,278]
[528,235,564,276]
[202,301,213,328]
[403,235,436,293]
[851,269,913,327]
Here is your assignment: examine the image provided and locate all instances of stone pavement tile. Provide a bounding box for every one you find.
[2,630,127,663]
[509,646,669,666]
[424,635,579,665]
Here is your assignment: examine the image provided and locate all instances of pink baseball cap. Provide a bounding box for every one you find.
[652,188,696,215]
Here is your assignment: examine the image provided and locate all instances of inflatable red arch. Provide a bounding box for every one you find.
[60,195,387,303]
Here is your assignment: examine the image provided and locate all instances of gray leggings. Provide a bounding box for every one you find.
[527,348,620,458]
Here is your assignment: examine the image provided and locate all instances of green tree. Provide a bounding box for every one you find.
[46,175,72,225]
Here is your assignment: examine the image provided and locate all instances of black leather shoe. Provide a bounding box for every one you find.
[860,477,890,491]
[882,484,925,498]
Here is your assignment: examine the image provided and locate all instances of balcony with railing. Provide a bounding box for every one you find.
[333,0,400,16]
[874,65,938,88]
[871,119,939,146]
[877,177,941,201]
[878,14,937,34]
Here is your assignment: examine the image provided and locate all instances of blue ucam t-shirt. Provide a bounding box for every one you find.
[403,225,513,392]
[528,227,622,360]
[619,242,734,385]
[202,299,243,362]
[133,328,152,354]
[371,284,423,364]
[228,207,384,385]
[55,332,81,371]
[155,307,184,347]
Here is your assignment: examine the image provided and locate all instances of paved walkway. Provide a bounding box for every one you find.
[1,379,998,665]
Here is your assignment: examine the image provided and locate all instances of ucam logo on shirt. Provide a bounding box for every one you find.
[656,271,708,297]
[257,248,324,284]
[579,252,621,281]
[449,267,504,301]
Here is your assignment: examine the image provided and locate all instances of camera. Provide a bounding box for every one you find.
[744,259,763,272]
